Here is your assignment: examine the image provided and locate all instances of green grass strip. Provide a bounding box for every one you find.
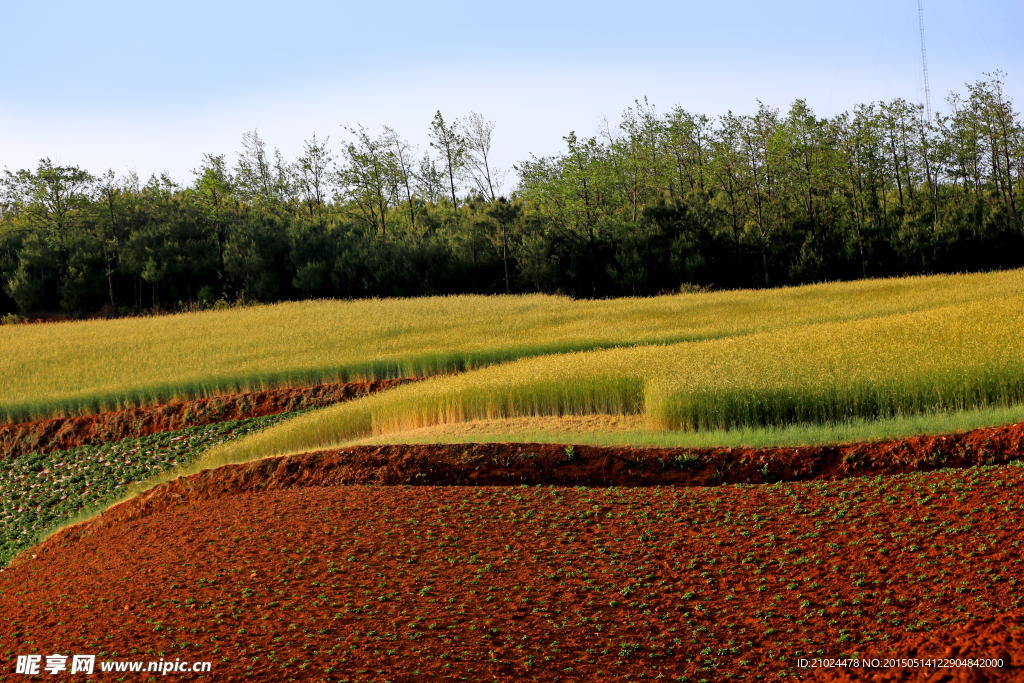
[353,403,1024,450]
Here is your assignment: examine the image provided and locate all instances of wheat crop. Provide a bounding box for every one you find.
[202,293,1024,467]
[3,269,1022,423]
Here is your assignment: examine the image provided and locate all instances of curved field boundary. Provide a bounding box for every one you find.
[0,379,417,459]
[24,420,1024,565]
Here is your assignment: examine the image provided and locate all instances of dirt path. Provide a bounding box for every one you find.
[0,378,418,458]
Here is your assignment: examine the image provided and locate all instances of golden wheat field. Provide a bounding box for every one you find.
[4,269,1022,423]
[202,288,1024,468]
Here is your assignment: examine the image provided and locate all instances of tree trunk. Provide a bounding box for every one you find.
[761,241,770,287]
[106,262,115,305]
[502,227,510,294]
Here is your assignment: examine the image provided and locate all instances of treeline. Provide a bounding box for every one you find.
[1,72,1022,315]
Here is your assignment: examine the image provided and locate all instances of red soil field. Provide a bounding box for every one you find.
[19,429,1024,555]
[807,609,1024,682]
[1,455,1022,682]
[10,419,1018,566]
[0,379,417,459]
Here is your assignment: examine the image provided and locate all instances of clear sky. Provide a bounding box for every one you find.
[2,0,1022,188]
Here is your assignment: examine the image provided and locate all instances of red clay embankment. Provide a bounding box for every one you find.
[26,421,1024,563]
[0,378,418,458]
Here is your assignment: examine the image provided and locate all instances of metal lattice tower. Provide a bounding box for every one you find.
[918,0,932,121]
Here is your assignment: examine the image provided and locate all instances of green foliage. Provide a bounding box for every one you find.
[1,75,1023,315]
[0,313,26,325]
[0,410,303,567]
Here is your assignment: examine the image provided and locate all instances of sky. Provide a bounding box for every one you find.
[1,0,1022,189]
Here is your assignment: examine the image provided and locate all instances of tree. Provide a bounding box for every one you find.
[2,159,94,254]
[942,92,985,197]
[967,72,1021,232]
[120,197,218,310]
[93,169,137,305]
[708,112,749,260]
[517,132,615,294]
[416,151,446,205]
[487,197,521,293]
[604,99,666,224]
[878,99,920,208]
[834,107,878,277]
[336,125,398,237]
[292,134,335,229]
[428,111,467,223]
[381,126,419,228]
[1,159,95,290]
[781,99,833,233]
[6,80,1024,312]
[192,153,235,286]
[912,105,941,229]
[2,230,53,313]
[234,129,291,205]
[460,111,506,202]
[665,107,713,198]
[224,213,287,302]
[738,103,785,286]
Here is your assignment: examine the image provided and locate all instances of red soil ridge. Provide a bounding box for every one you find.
[0,378,418,459]
[26,421,1024,565]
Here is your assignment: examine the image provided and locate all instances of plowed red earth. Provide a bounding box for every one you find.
[20,426,1024,555]
[1,449,1022,682]
[806,610,1024,682]
[0,379,417,459]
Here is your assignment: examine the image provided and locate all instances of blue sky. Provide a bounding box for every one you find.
[2,0,1022,186]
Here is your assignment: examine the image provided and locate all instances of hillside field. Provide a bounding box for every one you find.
[1,269,1022,423]
[2,270,1024,682]
[204,283,1024,471]
[2,464,1022,682]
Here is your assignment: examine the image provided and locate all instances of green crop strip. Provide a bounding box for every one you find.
[0,412,304,567]
[354,402,1024,450]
